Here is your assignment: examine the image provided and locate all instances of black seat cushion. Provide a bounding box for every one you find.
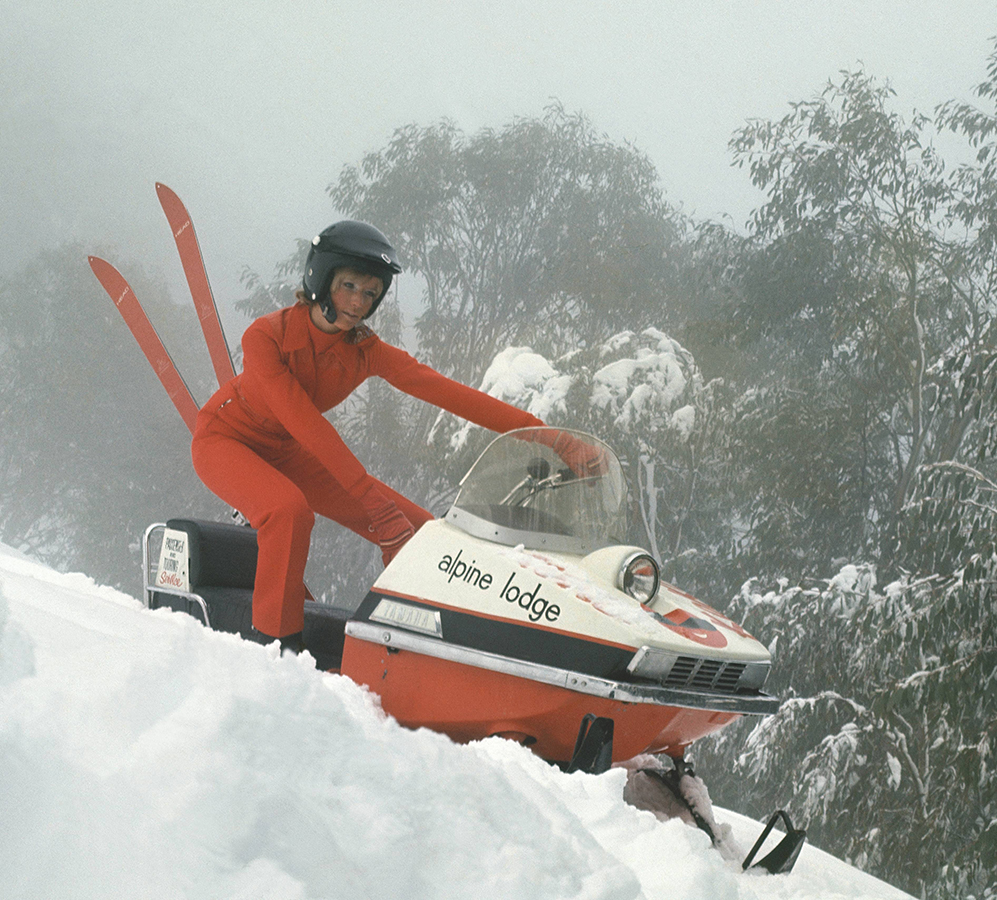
[166,517,258,590]
[154,518,348,671]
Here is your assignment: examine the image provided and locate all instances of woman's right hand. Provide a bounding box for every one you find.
[534,430,610,478]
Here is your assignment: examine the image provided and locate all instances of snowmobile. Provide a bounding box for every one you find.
[143,426,806,874]
[95,183,804,875]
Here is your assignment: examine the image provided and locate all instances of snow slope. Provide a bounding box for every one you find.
[0,543,914,900]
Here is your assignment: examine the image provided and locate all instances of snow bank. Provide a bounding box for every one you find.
[0,544,913,900]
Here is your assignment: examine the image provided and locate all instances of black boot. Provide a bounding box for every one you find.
[251,628,304,654]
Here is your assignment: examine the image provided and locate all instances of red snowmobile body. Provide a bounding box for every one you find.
[145,427,778,768]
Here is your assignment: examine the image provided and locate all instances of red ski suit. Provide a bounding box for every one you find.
[191,302,543,638]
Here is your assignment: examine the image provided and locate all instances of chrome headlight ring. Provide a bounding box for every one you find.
[618,551,660,603]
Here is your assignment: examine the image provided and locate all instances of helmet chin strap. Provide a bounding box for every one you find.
[319,297,339,326]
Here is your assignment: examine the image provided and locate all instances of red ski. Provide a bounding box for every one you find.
[88,255,200,433]
[156,182,236,388]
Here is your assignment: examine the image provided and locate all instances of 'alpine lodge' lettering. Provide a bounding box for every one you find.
[438,550,493,590]
[499,573,561,623]
[437,550,562,624]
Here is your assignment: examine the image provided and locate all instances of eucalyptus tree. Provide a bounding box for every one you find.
[722,68,996,572]
[327,104,687,386]
[693,50,997,900]
[0,245,216,588]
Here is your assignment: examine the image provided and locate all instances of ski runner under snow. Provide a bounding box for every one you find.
[191,220,603,648]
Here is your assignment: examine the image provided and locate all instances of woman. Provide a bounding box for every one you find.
[190,220,547,648]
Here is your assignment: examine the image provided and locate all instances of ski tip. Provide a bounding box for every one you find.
[156,182,191,224]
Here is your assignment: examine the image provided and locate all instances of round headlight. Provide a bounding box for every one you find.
[618,552,660,602]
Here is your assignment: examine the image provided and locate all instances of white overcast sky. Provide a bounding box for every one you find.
[1,0,993,319]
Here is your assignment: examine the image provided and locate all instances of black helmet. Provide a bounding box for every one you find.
[302,220,402,320]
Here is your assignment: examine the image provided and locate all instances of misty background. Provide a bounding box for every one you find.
[3,4,997,899]
[1,0,992,318]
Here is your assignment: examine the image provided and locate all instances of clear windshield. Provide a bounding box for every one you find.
[445,427,628,554]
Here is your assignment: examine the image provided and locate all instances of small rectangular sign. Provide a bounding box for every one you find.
[370,598,442,637]
[155,527,190,592]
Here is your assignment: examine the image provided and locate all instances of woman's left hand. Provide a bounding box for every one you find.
[372,507,416,565]
[354,481,416,564]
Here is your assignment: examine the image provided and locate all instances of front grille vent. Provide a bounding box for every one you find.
[642,653,760,694]
[715,663,746,692]
[664,656,697,686]
[691,658,723,688]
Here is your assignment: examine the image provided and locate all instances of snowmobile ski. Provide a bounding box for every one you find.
[742,809,807,875]
[637,761,719,843]
[156,182,236,388]
[88,255,200,433]
[637,759,807,875]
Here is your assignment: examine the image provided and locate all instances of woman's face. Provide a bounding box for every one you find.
[312,268,383,333]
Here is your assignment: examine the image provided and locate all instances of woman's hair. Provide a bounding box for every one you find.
[294,266,384,312]
[296,268,384,308]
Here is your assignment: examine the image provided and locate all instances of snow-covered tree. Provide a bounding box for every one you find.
[687,50,997,899]
[694,558,996,900]
[458,328,735,593]
[706,68,997,577]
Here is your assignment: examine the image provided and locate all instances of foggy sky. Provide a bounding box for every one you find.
[1,0,993,336]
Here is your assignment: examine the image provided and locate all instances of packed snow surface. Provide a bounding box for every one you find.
[0,543,913,900]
